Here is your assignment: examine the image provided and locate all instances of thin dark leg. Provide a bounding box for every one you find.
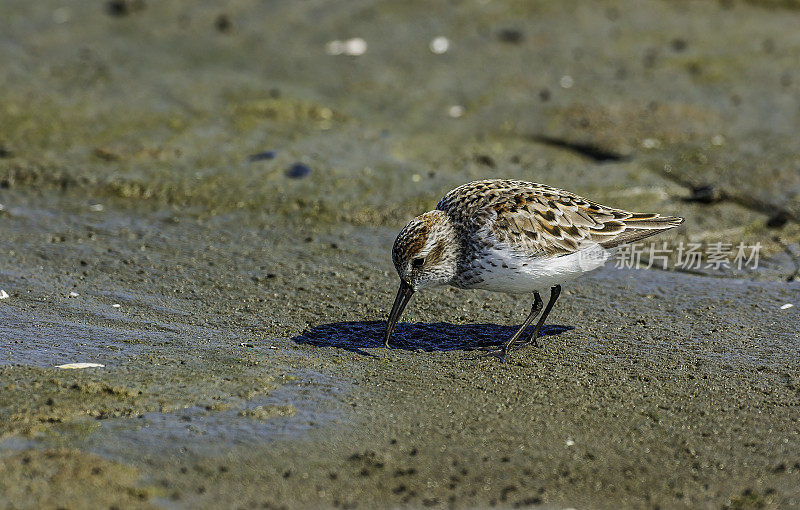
[495,292,543,363]
[521,285,561,349]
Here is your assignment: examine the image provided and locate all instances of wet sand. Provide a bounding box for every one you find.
[2,1,800,508]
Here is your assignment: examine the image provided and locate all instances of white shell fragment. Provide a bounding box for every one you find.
[448,105,464,118]
[344,38,367,55]
[325,38,367,56]
[430,36,450,54]
[780,303,794,310]
[112,303,121,308]
[0,289,9,299]
[69,291,79,297]
[55,363,105,369]
[325,40,345,55]
[641,138,661,149]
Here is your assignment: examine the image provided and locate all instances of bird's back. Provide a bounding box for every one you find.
[435,179,683,291]
[437,179,683,256]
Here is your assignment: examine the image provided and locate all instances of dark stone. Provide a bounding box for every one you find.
[474,154,495,168]
[247,151,276,162]
[497,28,524,44]
[766,211,790,228]
[539,88,551,102]
[215,14,232,33]
[671,38,687,52]
[685,185,723,204]
[105,0,146,17]
[286,163,311,179]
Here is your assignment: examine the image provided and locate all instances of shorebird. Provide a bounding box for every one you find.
[384,179,683,362]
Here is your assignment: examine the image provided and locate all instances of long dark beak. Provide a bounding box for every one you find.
[384,279,414,348]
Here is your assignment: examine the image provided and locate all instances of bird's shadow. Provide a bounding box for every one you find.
[292,321,573,357]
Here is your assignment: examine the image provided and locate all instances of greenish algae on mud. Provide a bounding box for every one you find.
[0,448,156,510]
[2,0,800,508]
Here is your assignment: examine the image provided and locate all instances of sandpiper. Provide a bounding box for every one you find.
[384,179,683,362]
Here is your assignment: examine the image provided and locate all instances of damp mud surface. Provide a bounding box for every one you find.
[2,1,800,509]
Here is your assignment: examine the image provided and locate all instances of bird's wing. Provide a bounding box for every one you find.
[436,179,683,257]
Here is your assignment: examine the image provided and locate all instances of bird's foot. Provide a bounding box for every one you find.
[475,337,539,361]
[512,337,541,350]
[479,344,522,362]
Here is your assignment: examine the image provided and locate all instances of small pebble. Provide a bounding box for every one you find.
[89,203,104,212]
[0,289,9,299]
[474,154,496,168]
[105,0,145,17]
[780,303,794,310]
[69,291,80,298]
[248,150,276,162]
[325,40,345,55]
[641,138,661,149]
[670,38,688,52]
[448,105,464,118]
[539,89,551,102]
[565,438,575,447]
[112,303,121,308]
[559,75,574,89]
[687,185,723,204]
[286,163,311,179]
[344,38,367,56]
[497,28,524,44]
[215,14,232,33]
[430,36,450,54]
[94,146,122,161]
[325,38,367,56]
[55,363,105,369]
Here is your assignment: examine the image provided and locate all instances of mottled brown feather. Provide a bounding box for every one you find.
[391,220,428,267]
[425,239,447,266]
[436,179,683,258]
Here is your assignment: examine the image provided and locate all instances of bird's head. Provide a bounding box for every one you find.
[384,210,459,347]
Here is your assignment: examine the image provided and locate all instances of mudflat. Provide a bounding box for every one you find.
[1,1,799,508]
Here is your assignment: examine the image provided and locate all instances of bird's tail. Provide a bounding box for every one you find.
[600,214,684,249]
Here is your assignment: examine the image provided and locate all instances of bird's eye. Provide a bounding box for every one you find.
[411,257,425,268]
